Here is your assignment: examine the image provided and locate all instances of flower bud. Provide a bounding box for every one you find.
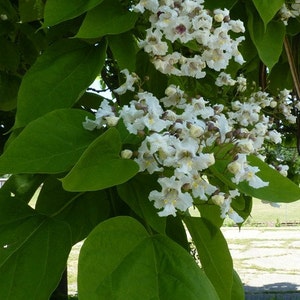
[105,116,119,127]
[227,161,241,174]
[121,149,133,159]
[214,13,224,22]
[211,194,225,206]
[189,124,204,138]
[0,14,8,21]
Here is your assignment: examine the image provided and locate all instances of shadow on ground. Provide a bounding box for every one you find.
[245,282,300,300]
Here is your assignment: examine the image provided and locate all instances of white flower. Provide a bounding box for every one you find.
[228,20,245,33]
[278,164,289,177]
[215,72,236,87]
[82,117,97,131]
[191,175,217,200]
[119,102,144,134]
[267,130,282,144]
[135,139,163,174]
[152,52,182,76]
[228,208,244,223]
[139,28,168,56]
[132,0,159,13]
[83,99,116,130]
[230,154,269,188]
[113,69,138,95]
[261,200,281,208]
[180,56,206,79]
[149,176,193,216]
[236,75,247,92]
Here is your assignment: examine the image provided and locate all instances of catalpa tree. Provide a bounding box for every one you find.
[0,0,300,299]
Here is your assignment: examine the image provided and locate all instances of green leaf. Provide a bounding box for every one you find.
[204,0,237,10]
[210,151,300,203]
[268,61,294,94]
[252,0,284,27]
[0,109,99,174]
[231,194,252,225]
[238,155,300,203]
[36,176,112,244]
[62,127,139,192]
[78,216,219,300]
[231,269,245,300]
[0,192,72,299]
[15,39,107,128]
[19,0,44,22]
[197,203,224,228]
[184,217,233,300]
[0,37,20,72]
[247,8,285,70]
[165,215,190,251]
[136,51,168,98]
[44,0,104,26]
[108,32,138,71]
[76,92,104,110]
[0,0,17,21]
[0,73,20,111]
[117,174,166,234]
[1,174,45,204]
[76,0,138,38]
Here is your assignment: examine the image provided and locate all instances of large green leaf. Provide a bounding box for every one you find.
[117,174,166,234]
[0,109,98,174]
[78,216,219,300]
[62,127,139,191]
[36,176,112,244]
[0,191,72,299]
[108,32,138,71]
[15,39,107,128]
[44,0,104,26]
[252,0,284,27]
[247,7,285,70]
[184,217,233,300]
[76,0,138,38]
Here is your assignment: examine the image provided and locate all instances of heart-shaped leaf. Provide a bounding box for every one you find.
[78,216,219,300]
[0,109,98,174]
[0,191,72,299]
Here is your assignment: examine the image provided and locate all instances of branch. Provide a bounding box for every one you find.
[284,36,300,99]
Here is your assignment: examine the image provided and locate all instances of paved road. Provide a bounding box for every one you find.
[222,227,300,298]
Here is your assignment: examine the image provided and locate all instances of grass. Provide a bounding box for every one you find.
[225,198,300,227]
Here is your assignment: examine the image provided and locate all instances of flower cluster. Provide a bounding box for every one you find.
[82,2,297,223]
[279,0,300,25]
[132,0,245,78]
[83,67,297,222]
